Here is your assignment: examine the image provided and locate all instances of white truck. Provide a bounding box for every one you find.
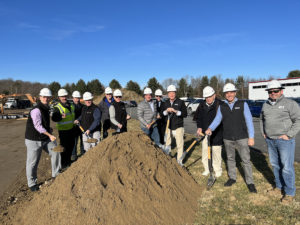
[187,98,204,116]
[4,98,18,109]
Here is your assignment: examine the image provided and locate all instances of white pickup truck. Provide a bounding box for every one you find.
[4,98,18,109]
[187,98,204,116]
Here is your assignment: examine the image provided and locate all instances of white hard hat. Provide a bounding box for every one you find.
[266,80,284,91]
[83,92,93,101]
[105,87,113,94]
[155,89,163,96]
[144,87,152,95]
[72,91,81,98]
[113,89,122,97]
[58,89,68,97]
[223,83,237,93]
[203,86,215,98]
[39,88,52,97]
[167,85,177,92]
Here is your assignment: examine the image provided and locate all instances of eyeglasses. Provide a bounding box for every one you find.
[115,96,122,98]
[155,96,162,97]
[268,89,280,94]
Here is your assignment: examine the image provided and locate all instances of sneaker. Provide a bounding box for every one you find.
[29,185,39,192]
[267,188,282,197]
[215,172,222,178]
[202,171,209,176]
[224,179,236,187]
[281,195,294,204]
[247,184,257,193]
[163,146,171,155]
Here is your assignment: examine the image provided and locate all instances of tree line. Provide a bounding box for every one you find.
[1,69,300,99]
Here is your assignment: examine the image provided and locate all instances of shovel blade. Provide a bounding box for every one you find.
[52,145,64,153]
[207,175,216,190]
[87,138,98,143]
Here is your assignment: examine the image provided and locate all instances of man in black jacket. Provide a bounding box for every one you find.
[155,89,165,145]
[196,86,223,177]
[98,87,114,139]
[74,92,101,152]
[71,90,84,161]
[162,85,187,166]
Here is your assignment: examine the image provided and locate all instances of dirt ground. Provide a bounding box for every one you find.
[0,119,27,197]
[0,119,202,225]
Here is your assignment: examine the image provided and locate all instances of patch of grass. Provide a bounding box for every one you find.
[183,133,300,224]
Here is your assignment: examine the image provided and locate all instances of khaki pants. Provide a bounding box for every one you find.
[166,127,184,161]
[202,136,222,174]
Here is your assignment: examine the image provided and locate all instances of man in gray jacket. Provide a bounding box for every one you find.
[260,80,300,203]
[138,87,163,149]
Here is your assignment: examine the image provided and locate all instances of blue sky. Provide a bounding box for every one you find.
[0,0,299,87]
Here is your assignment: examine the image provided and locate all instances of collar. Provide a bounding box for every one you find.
[224,97,238,105]
[267,95,284,105]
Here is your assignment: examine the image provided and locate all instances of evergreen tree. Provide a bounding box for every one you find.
[76,79,87,94]
[147,77,163,93]
[126,80,142,95]
[87,79,104,95]
[109,79,122,89]
[48,81,61,97]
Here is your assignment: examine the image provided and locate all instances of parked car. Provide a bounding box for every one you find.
[187,98,204,116]
[124,100,137,108]
[246,100,266,117]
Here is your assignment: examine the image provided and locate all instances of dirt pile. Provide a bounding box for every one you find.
[94,89,143,104]
[11,131,202,225]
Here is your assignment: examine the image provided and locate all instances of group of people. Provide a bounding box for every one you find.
[25,80,299,204]
[24,87,129,192]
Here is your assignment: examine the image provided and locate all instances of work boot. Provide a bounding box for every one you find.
[281,195,294,204]
[29,184,39,192]
[224,179,236,187]
[247,184,257,193]
[267,188,282,197]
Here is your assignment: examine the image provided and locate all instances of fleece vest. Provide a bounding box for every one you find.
[25,103,50,141]
[220,100,248,141]
[81,104,101,131]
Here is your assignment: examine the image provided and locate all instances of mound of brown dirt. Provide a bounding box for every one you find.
[94,89,143,104]
[11,131,202,225]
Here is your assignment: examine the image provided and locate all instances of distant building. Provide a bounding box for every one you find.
[248,77,300,100]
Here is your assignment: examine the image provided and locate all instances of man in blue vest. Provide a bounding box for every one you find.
[206,83,257,193]
[52,89,75,168]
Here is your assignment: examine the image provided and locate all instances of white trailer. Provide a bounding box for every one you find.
[248,77,300,100]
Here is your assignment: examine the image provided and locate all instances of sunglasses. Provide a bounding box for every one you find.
[155,95,162,97]
[268,89,280,94]
[115,96,122,98]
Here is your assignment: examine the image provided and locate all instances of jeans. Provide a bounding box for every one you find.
[141,126,160,146]
[266,138,296,196]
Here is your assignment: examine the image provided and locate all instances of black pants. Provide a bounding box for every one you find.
[59,128,75,167]
[156,119,166,145]
[102,119,111,139]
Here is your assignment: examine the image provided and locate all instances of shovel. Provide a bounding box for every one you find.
[52,140,64,152]
[180,133,205,162]
[77,124,98,144]
[207,135,216,190]
[162,113,172,154]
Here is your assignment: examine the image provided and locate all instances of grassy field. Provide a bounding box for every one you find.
[182,133,300,224]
